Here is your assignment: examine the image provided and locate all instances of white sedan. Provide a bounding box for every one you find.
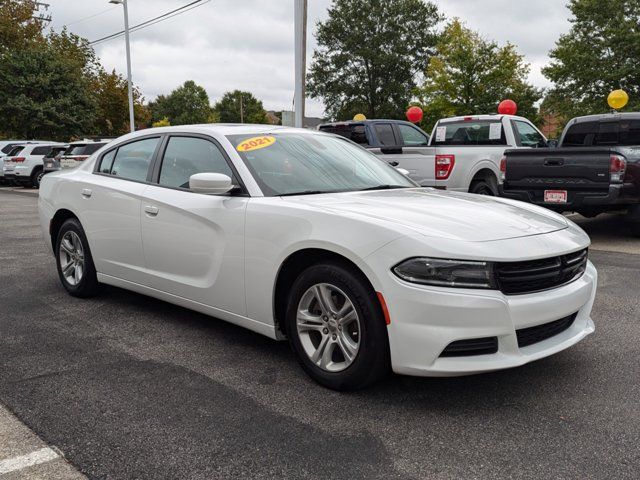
[38,125,597,390]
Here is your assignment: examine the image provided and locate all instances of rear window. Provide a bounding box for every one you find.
[6,146,24,156]
[563,120,640,146]
[83,143,107,154]
[1,144,20,154]
[65,145,87,156]
[432,120,506,146]
[45,147,67,158]
[318,124,369,145]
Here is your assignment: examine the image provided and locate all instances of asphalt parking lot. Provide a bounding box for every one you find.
[0,187,639,479]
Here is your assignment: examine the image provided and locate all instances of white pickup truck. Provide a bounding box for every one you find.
[319,115,548,195]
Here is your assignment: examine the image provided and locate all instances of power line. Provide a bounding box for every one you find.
[66,7,118,27]
[89,0,210,46]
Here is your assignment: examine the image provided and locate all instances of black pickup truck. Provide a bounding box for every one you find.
[500,113,640,235]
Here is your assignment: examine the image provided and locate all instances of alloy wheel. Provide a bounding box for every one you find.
[296,283,361,372]
[59,231,84,286]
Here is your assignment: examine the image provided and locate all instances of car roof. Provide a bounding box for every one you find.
[569,112,640,124]
[110,124,323,140]
[437,114,529,123]
[317,119,420,127]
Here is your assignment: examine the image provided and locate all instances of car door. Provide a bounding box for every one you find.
[140,134,248,316]
[394,123,436,186]
[81,136,162,285]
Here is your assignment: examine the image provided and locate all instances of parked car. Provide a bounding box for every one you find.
[39,125,596,390]
[3,142,68,188]
[0,140,49,184]
[41,145,71,179]
[44,140,110,173]
[500,112,640,235]
[319,115,548,195]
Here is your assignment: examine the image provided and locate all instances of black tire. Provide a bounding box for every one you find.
[55,218,100,297]
[31,167,44,188]
[285,262,390,390]
[469,176,498,196]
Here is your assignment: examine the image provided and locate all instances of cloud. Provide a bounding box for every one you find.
[49,0,570,118]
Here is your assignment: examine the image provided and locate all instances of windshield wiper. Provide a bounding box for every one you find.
[358,184,411,191]
[279,190,331,197]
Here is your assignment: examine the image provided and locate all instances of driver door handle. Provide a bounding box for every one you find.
[144,205,159,216]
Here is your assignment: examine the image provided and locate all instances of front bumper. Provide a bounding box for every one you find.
[384,262,596,376]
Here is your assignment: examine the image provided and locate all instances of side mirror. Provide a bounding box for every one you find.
[388,160,399,167]
[395,167,410,176]
[547,139,558,148]
[189,172,233,194]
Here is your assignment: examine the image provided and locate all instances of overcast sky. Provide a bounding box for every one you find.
[47,0,572,117]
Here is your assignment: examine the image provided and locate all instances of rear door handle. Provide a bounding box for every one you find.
[81,188,92,198]
[144,205,159,216]
[544,158,564,166]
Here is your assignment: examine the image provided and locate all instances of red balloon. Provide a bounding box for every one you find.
[498,99,518,115]
[406,106,424,123]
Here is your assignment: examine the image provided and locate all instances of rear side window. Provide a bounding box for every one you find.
[373,123,397,146]
[31,146,53,155]
[398,124,429,146]
[318,124,369,145]
[1,144,18,154]
[159,137,234,189]
[102,137,159,182]
[99,150,116,174]
[562,121,598,146]
[432,120,506,146]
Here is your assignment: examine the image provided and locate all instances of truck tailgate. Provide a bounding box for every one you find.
[504,148,611,193]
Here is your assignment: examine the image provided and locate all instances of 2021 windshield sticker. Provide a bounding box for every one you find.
[236,136,276,152]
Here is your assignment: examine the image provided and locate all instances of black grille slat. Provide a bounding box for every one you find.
[516,313,577,348]
[495,249,587,295]
[440,337,498,357]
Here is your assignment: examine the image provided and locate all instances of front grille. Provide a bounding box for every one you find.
[495,249,587,295]
[440,337,498,357]
[516,313,577,348]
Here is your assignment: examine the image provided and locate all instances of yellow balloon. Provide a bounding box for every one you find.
[353,113,366,121]
[608,89,629,110]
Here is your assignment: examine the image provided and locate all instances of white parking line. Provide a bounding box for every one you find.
[0,447,60,475]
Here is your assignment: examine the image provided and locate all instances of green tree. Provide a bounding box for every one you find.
[416,19,542,131]
[0,0,43,53]
[213,90,268,123]
[308,0,442,121]
[543,0,640,119]
[149,80,212,126]
[92,69,148,135]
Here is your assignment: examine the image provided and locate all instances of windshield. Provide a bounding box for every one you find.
[227,132,416,196]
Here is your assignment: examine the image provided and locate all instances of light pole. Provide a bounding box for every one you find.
[110,0,135,132]
[293,0,307,128]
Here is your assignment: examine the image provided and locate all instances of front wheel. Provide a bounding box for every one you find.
[285,263,390,390]
[55,218,100,297]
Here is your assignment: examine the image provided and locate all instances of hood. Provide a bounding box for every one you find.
[288,188,568,242]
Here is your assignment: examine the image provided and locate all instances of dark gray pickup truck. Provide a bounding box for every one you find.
[500,113,640,235]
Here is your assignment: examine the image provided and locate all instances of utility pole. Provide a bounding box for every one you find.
[239,93,244,123]
[33,2,52,24]
[294,0,307,128]
[109,0,135,133]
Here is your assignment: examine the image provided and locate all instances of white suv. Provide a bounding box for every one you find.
[3,143,68,188]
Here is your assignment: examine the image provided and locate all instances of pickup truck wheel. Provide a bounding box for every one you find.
[285,262,390,390]
[469,177,498,196]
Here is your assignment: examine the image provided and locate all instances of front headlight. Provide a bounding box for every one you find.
[392,257,496,289]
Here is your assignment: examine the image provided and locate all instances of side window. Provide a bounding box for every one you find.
[32,146,52,155]
[374,123,397,146]
[349,124,369,145]
[562,121,598,146]
[99,150,116,174]
[107,137,159,182]
[159,136,234,190]
[514,121,545,147]
[398,124,429,146]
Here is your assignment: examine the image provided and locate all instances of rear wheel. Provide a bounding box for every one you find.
[285,262,390,390]
[31,167,44,188]
[469,176,498,196]
[55,218,100,297]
